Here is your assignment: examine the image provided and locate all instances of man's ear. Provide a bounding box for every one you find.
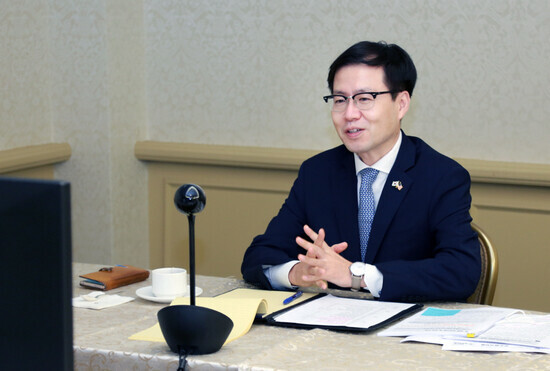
[397,91,411,120]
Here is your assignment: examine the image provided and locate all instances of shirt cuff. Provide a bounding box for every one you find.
[263,260,299,290]
[363,264,383,297]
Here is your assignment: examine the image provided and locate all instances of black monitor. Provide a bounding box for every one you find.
[0,177,73,370]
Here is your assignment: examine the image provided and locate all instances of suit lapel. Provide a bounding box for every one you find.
[364,133,416,263]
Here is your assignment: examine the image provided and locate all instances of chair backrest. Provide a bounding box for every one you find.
[467,222,499,305]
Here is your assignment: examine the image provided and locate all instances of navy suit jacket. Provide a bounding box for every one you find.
[241,132,481,302]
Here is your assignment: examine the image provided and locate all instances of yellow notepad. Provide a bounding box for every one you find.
[129,288,315,345]
[217,288,315,318]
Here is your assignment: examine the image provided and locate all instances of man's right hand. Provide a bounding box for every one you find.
[288,225,348,289]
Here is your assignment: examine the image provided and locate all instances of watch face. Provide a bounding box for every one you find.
[350,262,365,276]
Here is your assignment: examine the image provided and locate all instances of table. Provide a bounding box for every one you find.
[73,263,550,370]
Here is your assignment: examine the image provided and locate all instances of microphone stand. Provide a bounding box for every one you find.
[187,213,196,306]
[157,183,233,358]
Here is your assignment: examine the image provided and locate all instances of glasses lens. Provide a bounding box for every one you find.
[329,96,347,112]
[354,93,375,110]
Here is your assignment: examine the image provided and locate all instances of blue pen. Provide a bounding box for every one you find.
[283,291,303,305]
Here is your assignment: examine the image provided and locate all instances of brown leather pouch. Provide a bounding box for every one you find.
[79,265,150,290]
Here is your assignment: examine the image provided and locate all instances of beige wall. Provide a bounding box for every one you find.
[1,1,549,298]
[0,0,149,267]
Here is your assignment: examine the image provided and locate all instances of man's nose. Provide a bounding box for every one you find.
[344,98,361,120]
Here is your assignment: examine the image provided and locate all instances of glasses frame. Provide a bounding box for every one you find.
[323,91,396,112]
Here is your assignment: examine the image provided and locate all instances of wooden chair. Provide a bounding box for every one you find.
[467,222,499,305]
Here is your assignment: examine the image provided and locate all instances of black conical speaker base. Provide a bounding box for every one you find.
[158,305,233,355]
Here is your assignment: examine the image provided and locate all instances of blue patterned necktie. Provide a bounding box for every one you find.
[358,168,379,262]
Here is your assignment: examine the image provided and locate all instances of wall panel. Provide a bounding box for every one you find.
[470,183,550,311]
[148,162,296,278]
[137,141,550,312]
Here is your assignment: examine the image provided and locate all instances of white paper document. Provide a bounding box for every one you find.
[381,307,550,354]
[442,340,550,354]
[271,294,418,329]
[378,306,519,338]
[442,313,550,351]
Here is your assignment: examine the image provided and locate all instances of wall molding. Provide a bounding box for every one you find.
[457,158,550,187]
[135,140,550,187]
[135,140,315,170]
[0,143,72,174]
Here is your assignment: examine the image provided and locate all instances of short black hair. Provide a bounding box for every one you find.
[327,41,417,99]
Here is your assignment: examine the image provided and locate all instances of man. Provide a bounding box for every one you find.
[241,41,481,302]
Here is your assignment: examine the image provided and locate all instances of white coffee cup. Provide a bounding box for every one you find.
[151,267,188,298]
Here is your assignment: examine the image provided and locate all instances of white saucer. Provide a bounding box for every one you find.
[136,285,203,303]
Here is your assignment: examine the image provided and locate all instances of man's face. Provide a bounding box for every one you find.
[331,64,410,165]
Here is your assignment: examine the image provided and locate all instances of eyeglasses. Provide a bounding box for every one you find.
[323,91,395,112]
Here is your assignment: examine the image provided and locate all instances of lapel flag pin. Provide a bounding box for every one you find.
[392,181,403,191]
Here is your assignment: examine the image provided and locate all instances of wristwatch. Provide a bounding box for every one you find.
[349,262,365,291]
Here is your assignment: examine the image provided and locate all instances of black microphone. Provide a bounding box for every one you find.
[158,183,233,362]
[174,184,206,215]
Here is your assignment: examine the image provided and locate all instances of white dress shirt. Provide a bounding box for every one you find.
[264,132,403,297]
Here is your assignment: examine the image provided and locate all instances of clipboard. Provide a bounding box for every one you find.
[264,293,423,332]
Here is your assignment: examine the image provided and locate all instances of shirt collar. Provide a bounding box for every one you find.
[354,131,402,176]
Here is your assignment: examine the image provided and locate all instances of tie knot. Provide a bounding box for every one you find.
[360,168,379,185]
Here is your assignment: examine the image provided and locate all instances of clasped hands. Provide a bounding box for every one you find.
[288,225,353,289]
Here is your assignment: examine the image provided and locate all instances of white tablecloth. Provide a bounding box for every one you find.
[72,263,550,370]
